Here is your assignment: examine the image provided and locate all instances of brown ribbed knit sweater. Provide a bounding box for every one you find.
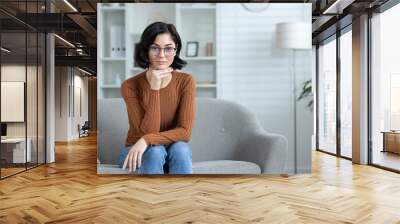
[120,70,196,147]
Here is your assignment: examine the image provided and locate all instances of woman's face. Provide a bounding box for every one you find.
[148,33,176,70]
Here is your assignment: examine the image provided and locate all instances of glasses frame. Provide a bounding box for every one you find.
[149,45,177,57]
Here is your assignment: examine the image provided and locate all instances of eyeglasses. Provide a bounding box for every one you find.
[149,46,177,57]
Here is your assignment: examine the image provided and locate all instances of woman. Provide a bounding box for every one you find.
[117,21,196,175]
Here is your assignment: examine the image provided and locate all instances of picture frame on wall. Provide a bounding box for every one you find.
[186,41,199,57]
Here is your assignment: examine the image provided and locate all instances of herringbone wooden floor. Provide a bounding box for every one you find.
[1,135,400,224]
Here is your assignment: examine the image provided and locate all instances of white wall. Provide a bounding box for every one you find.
[1,67,41,133]
[1,82,24,122]
[1,67,26,138]
[71,73,89,138]
[55,66,69,141]
[55,67,89,141]
[217,4,313,173]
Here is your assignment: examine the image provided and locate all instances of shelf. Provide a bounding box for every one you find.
[101,85,121,89]
[102,88,122,98]
[182,56,216,61]
[179,3,216,10]
[196,83,217,88]
[180,5,216,10]
[130,67,143,71]
[196,87,216,98]
[100,57,125,61]
[101,6,125,11]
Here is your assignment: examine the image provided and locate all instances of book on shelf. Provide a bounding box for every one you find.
[110,25,125,58]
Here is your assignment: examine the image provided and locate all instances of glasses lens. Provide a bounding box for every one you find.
[149,46,175,56]
[165,47,176,56]
[149,46,159,55]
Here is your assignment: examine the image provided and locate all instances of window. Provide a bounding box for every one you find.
[370,3,400,171]
[340,29,352,158]
[0,1,47,179]
[318,36,337,155]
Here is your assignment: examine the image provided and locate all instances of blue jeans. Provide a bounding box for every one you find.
[117,141,193,174]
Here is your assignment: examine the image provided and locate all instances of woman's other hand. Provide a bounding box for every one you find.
[122,137,148,173]
[146,67,173,90]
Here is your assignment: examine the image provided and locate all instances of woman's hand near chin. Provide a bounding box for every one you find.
[146,67,173,90]
[122,137,148,173]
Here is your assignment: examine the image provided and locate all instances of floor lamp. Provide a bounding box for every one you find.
[276,22,311,173]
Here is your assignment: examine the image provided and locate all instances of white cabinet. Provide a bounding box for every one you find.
[97,3,218,99]
[1,138,32,163]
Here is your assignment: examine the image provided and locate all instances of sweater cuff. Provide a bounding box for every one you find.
[142,135,151,146]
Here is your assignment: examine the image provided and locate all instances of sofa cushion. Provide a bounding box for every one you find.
[192,160,261,174]
[97,160,261,175]
[97,164,133,174]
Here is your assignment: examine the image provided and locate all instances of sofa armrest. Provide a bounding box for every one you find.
[236,130,288,174]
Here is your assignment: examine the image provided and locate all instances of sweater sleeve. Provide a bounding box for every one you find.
[142,76,196,145]
[121,80,161,138]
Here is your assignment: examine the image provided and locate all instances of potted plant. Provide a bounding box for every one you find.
[297,79,313,111]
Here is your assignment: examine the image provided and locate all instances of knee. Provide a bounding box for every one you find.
[145,145,167,160]
[169,141,192,158]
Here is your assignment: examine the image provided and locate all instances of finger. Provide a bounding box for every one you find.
[122,150,132,169]
[132,152,138,172]
[137,152,142,169]
[128,151,134,173]
[122,155,128,170]
[152,74,170,83]
[154,72,172,79]
[154,68,173,75]
[158,74,171,79]
[150,73,166,81]
[159,67,173,72]
[127,153,131,173]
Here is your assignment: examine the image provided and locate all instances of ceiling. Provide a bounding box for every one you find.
[0,0,393,75]
[1,0,98,73]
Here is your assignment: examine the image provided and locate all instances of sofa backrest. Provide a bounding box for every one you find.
[97,98,262,164]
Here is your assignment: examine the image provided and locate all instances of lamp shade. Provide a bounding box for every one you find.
[276,22,311,50]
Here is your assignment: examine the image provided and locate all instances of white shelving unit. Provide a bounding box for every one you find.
[176,3,217,98]
[101,6,125,11]
[98,3,218,99]
[97,3,127,99]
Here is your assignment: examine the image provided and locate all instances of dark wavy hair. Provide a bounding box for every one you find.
[134,22,187,69]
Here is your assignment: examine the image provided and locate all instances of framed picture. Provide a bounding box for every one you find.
[186,41,199,57]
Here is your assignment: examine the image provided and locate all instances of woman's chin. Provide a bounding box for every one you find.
[152,63,170,70]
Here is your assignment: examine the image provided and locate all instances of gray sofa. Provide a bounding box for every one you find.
[97,98,287,174]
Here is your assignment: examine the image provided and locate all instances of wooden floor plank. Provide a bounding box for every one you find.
[0,134,400,223]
